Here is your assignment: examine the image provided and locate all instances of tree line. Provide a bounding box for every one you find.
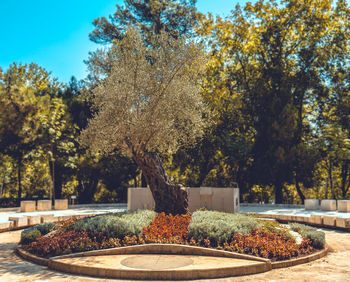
[0,0,349,207]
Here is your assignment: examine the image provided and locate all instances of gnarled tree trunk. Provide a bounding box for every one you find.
[133,151,188,215]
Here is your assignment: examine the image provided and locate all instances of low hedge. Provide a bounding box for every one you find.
[289,223,325,249]
[72,210,155,238]
[188,210,258,243]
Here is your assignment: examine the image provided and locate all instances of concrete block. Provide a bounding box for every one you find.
[294,216,308,223]
[56,215,72,222]
[200,187,213,196]
[37,200,51,211]
[323,216,336,227]
[310,214,323,225]
[187,188,200,212]
[336,217,350,229]
[20,200,36,212]
[304,199,319,210]
[28,216,41,226]
[127,187,240,213]
[321,199,337,211]
[54,199,68,210]
[127,188,154,211]
[337,200,350,212]
[41,214,55,223]
[0,221,12,231]
[200,188,213,210]
[9,216,28,227]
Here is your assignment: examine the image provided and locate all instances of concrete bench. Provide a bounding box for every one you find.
[40,214,55,223]
[0,221,13,231]
[337,200,350,212]
[321,199,337,211]
[304,199,319,210]
[27,216,41,226]
[323,216,337,227]
[9,216,28,227]
[336,217,350,229]
[54,199,68,210]
[309,214,323,225]
[37,200,51,211]
[20,201,36,212]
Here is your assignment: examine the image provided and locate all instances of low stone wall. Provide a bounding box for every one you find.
[127,187,240,213]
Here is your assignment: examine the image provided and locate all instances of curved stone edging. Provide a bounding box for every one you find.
[271,247,328,269]
[49,243,270,262]
[16,243,329,280]
[16,246,49,266]
[48,257,270,280]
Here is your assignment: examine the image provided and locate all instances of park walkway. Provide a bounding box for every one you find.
[1,228,350,281]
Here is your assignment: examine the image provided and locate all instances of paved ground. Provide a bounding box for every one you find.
[0,204,127,224]
[1,228,350,281]
[1,205,350,281]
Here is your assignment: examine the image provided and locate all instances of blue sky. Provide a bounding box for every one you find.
[0,0,251,84]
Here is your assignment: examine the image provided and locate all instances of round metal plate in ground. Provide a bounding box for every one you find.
[121,254,194,270]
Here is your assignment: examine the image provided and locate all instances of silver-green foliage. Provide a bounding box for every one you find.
[80,28,209,156]
[20,222,56,244]
[188,210,258,243]
[73,210,155,238]
[289,223,325,249]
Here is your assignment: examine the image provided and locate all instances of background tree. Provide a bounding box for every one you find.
[80,29,209,214]
[0,63,61,202]
[198,0,350,203]
[90,0,201,44]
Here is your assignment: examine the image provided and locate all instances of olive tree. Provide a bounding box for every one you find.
[80,28,209,214]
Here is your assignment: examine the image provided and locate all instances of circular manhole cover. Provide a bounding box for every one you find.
[121,255,194,270]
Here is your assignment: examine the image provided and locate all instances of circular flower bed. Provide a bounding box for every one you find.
[20,210,325,261]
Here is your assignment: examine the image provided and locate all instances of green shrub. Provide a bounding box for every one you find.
[188,211,258,243]
[72,210,155,238]
[20,222,57,244]
[35,222,56,235]
[21,228,42,244]
[289,223,325,249]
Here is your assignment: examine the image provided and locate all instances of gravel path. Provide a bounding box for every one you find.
[1,229,350,282]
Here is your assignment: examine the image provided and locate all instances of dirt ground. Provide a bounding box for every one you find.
[0,228,350,282]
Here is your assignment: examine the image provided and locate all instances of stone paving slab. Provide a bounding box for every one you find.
[50,254,269,280]
[57,254,260,270]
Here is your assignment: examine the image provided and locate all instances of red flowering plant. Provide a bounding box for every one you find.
[141,212,191,244]
[219,229,314,261]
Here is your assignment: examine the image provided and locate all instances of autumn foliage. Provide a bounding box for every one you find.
[142,212,191,244]
[222,229,314,261]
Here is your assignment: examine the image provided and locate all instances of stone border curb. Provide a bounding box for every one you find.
[48,258,269,280]
[271,247,328,269]
[16,246,49,266]
[16,243,328,280]
[49,243,270,262]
